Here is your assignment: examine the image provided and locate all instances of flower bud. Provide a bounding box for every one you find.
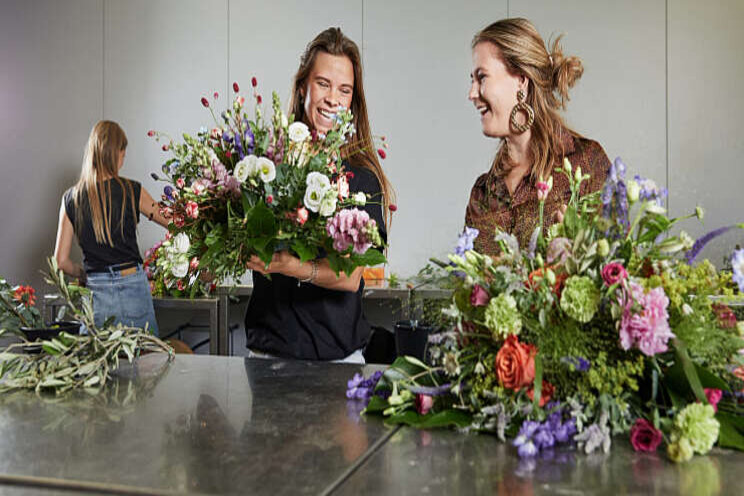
[233,81,240,93]
[256,94,262,104]
[574,166,582,183]
[535,253,544,267]
[695,206,705,221]
[377,148,387,159]
[645,203,666,215]
[545,268,556,286]
[213,92,219,100]
[147,130,155,137]
[597,238,610,258]
[201,97,209,108]
[563,157,572,173]
[626,179,640,203]
[251,76,258,88]
[389,204,397,212]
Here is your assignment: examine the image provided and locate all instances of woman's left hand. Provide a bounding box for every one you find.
[246,251,300,277]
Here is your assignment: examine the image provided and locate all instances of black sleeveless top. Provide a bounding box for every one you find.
[244,165,387,360]
[64,178,142,273]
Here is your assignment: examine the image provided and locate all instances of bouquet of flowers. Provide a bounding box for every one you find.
[149,80,386,284]
[144,236,216,298]
[0,279,42,332]
[351,157,744,463]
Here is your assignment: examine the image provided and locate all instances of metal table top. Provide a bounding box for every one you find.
[2,355,742,495]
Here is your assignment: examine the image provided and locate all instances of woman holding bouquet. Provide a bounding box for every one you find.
[54,120,169,333]
[465,18,611,254]
[243,27,394,363]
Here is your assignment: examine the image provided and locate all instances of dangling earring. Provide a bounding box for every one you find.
[510,89,534,133]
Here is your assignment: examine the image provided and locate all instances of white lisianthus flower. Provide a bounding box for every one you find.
[173,233,190,254]
[233,158,251,182]
[304,185,324,213]
[171,259,189,278]
[294,141,310,167]
[353,192,366,206]
[319,191,338,217]
[306,171,331,190]
[288,122,310,143]
[257,157,276,183]
[243,154,259,177]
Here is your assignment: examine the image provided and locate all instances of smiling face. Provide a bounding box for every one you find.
[301,52,354,134]
[468,41,527,138]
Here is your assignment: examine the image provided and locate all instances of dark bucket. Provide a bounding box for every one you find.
[394,320,433,362]
[20,321,82,342]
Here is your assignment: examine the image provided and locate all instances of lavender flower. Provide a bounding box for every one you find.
[346,370,384,403]
[685,225,736,264]
[561,356,591,372]
[454,227,479,255]
[732,248,744,292]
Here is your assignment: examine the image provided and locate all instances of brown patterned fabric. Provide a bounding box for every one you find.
[465,132,611,255]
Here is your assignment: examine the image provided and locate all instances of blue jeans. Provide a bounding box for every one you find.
[86,264,158,335]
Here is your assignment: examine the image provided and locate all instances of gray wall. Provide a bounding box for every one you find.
[2,0,743,291]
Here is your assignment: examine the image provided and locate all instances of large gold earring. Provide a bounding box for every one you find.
[510,89,534,133]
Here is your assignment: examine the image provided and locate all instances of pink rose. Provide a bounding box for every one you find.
[470,284,490,307]
[629,418,663,452]
[704,388,723,412]
[296,207,309,225]
[185,201,199,219]
[415,394,433,415]
[176,178,185,189]
[602,262,628,287]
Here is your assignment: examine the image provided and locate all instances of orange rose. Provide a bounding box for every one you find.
[495,335,536,391]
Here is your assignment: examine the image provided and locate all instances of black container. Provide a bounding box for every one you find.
[394,320,433,362]
[20,321,82,342]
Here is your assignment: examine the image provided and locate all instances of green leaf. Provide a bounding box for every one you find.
[351,249,387,268]
[291,240,316,263]
[385,409,472,429]
[363,395,389,414]
[532,352,543,409]
[673,340,707,403]
[716,415,744,451]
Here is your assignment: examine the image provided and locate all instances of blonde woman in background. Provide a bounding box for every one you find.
[466,18,611,254]
[54,120,169,333]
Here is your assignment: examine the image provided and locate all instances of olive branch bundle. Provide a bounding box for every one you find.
[0,258,174,394]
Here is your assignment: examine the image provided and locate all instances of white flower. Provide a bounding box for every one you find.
[280,112,288,128]
[172,233,190,254]
[288,122,310,143]
[682,303,694,316]
[306,171,331,190]
[353,192,366,205]
[304,185,324,213]
[257,157,276,183]
[244,154,259,177]
[294,141,310,167]
[207,148,221,168]
[336,175,349,199]
[171,260,189,278]
[319,192,338,217]
[233,157,251,182]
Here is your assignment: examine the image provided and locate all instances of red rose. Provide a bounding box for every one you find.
[527,380,554,407]
[495,335,536,391]
[629,418,663,452]
[470,284,489,307]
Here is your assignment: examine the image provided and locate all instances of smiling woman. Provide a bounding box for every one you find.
[243,27,395,363]
[465,18,611,254]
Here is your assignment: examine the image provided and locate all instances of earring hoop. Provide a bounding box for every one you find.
[510,89,534,134]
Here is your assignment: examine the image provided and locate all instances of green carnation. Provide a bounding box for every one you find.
[484,293,522,340]
[667,438,694,463]
[560,275,601,323]
[671,403,719,455]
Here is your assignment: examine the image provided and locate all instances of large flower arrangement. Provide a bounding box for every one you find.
[149,80,386,283]
[352,158,744,463]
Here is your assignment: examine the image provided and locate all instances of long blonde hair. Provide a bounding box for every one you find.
[74,120,136,246]
[289,27,395,230]
[473,18,584,181]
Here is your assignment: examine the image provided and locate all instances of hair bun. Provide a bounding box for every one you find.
[549,36,583,109]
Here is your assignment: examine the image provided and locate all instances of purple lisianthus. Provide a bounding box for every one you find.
[163,185,174,201]
[732,248,744,293]
[454,227,479,255]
